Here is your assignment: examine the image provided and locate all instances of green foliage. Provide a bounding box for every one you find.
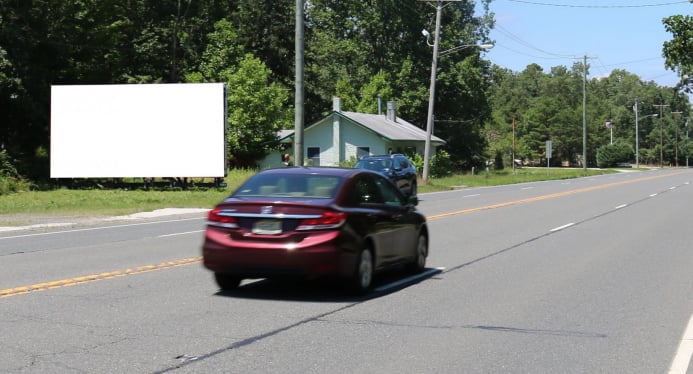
[663,14,693,93]
[430,149,453,178]
[335,78,358,111]
[427,168,614,190]
[596,142,634,168]
[186,20,290,168]
[494,150,504,170]
[407,152,424,174]
[339,156,358,168]
[357,72,394,114]
[1,167,620,221]
[189,19,243,82]
[0,0,689,181]
[486,61,691,168]
[223,54,291,167]
[0,150,32,194]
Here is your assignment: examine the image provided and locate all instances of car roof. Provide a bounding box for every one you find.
[256,166,364,178]
[359,154,405,160]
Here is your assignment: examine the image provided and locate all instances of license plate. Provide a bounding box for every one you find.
[252,219,282,235]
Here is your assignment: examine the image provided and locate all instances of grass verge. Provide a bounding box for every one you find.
[0,167,619,220]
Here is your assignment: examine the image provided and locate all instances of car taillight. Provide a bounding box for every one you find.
[207,208,239,228]
[296,211,346,231]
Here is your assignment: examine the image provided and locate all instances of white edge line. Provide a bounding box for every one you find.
[463,194,481,198]
[668,313,693,374]
[374,267,445,293]
[650,193,658,197]
[158,230,204,238]
[614,204,628,209]
[0,217,204,240]
[550,223,575,232]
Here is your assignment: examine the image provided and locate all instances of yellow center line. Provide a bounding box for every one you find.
[2,171,688,299]
[428,171,687,220]
[1,257,201,299]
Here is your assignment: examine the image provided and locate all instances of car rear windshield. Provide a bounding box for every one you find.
[234,174,342,198]
[355,158,392,172]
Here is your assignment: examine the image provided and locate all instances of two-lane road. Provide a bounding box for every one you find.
[1,169,692,373]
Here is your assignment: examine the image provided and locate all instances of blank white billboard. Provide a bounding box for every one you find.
[50,83,226,178]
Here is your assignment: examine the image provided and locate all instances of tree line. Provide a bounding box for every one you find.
[1,0,691,186]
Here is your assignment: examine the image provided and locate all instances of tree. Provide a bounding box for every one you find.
[224,55,291,167]
[232,0,295,85]
[357,72,393,114]
[663,13,693,93]
[187,20,290,168]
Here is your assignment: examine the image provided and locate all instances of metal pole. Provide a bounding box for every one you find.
[422,1,442,183]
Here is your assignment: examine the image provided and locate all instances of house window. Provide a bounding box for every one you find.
[357,147,370,159]
[307,147,320,166]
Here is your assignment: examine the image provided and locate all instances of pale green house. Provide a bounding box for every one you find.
[259,98,445,168]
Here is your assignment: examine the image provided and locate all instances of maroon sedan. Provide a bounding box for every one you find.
[202,167,428,293]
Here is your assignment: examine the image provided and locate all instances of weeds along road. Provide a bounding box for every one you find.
[1,168,692,373]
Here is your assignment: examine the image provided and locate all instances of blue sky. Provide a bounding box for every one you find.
[476,0,692,90]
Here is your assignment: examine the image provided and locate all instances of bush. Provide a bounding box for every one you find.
[407,152,424,174]
[339,156,358,168]
[596,142,634,168]
[430,149,453,178]
[494,150,504,170]
[0,150,33,194]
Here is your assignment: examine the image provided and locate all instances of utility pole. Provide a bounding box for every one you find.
[686,117,690,168]
[634,98,640,168]
[672,111,682,166]
[653,104,670,168]
[580,55,595,171]
[294,0,305,166]
[510,117,515,175]
[420,0,463,183]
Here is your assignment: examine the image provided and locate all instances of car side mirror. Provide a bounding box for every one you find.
[407,195,419,206]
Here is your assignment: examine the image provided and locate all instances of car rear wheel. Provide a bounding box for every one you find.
[350,247,373,294]
[409,233,427,272]
[214,273,241,291]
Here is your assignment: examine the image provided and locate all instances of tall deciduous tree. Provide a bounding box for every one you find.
[186,20,290,168]
[663,12,693,93]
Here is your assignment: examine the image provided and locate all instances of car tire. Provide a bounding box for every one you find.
[214,273,241,291]
[409,232,427,273]
[349,247,374,294]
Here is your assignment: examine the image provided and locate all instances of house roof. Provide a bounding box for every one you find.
[278,111,446,144]
[338,111,445,144]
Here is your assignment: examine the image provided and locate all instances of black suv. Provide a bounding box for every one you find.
[355,154,417,196]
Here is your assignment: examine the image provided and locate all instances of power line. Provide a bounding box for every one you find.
[494,24,575,59]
